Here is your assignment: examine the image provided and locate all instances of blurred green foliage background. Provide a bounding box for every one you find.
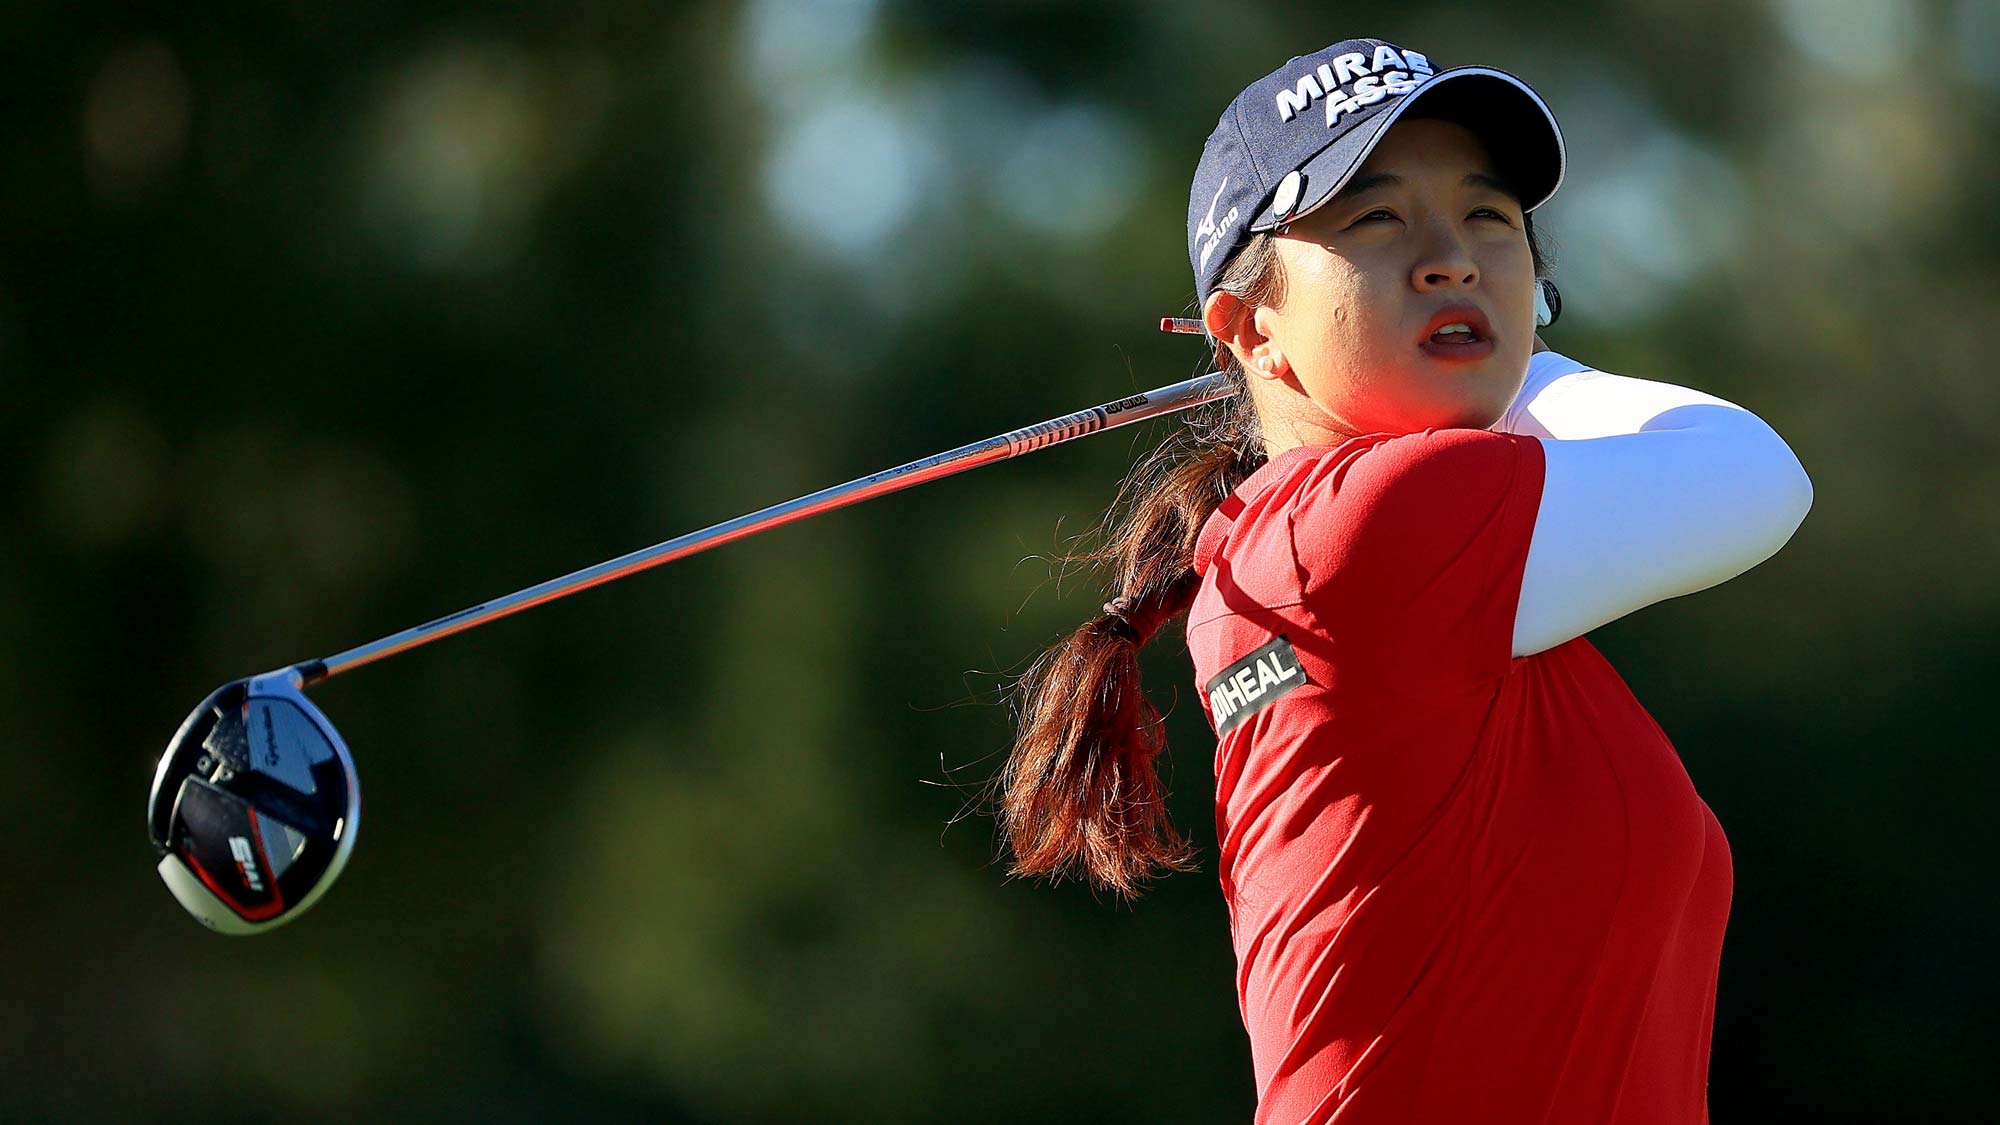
[3,0,1995,1120]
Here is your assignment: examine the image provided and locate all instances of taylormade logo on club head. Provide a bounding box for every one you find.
[1273,44,1435,126]
[259,705,280,769]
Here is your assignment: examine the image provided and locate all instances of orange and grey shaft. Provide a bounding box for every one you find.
[295,372,1237,687]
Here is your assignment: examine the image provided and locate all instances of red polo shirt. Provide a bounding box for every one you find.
[1186,428,1732,1124]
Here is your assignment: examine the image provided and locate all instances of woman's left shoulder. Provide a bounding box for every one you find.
[1314,428,1539,514]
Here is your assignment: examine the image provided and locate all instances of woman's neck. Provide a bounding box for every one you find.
[1251,383,1358,457]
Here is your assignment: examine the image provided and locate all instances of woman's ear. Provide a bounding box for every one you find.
[1204,291,1287,382]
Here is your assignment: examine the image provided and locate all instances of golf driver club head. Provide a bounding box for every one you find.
[147,667,359,935]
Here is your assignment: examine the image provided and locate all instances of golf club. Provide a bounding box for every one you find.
[149,371,1238,934]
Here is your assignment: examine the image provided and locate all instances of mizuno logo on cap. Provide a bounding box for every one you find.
[1196,175,1240,270]
[1273,45,1435,125]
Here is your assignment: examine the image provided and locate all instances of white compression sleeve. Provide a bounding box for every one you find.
[1493,350,1814,657]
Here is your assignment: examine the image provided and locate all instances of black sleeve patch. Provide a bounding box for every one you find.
[1205,634,1308,736]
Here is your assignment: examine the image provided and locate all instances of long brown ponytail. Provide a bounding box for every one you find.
[993,233,1285,900]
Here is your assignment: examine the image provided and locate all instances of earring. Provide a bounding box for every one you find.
[1535,279,1562,328]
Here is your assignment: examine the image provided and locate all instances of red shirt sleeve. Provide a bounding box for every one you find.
[1290,429,1547,695]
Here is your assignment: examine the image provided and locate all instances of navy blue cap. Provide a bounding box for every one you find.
[1185,39,1565,315]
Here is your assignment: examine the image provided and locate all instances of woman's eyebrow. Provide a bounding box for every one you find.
[1462,171,1515,196]
[1332,172,1402,203]
[1330,171,1515,204]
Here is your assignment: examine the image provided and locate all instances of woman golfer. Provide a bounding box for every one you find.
[995,37,1812,1123]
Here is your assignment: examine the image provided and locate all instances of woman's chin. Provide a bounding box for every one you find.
[1390,397,1511,434]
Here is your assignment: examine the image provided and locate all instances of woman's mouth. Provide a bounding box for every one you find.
[1418,306,1496,364]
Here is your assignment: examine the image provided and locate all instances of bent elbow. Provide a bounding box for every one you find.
[1741,432,1814,564]
[1693,417,1814,585]
[1770,440,1814,544]
[1782,454,1814,532]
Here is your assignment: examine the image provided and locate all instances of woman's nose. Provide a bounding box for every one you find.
[1411,221,1478,290]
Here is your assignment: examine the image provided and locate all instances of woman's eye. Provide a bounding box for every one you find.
[1355,208,1396,223]
[1470,207,1511,222]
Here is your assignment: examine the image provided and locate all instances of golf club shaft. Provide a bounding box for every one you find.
[298,373,1238,686]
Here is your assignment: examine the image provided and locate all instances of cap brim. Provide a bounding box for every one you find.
[1248,66,1565,232]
